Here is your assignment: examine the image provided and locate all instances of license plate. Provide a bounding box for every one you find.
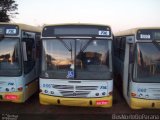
[4,95,18,100]
[96,100,109,105]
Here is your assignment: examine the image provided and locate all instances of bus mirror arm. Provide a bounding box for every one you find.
[22,42,28,61]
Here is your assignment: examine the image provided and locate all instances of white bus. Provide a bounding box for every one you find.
[40,24,113,107]
[0,23,41,103]
[113,27,160,109]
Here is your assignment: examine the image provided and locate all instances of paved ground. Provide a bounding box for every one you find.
[0,86,160,120]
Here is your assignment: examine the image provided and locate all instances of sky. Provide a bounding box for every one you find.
[12,0,160,32]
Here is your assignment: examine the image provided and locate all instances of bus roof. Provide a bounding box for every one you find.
[42,23,112,38]
[43,23,111,28]
[0,22,41,32]
[115,27,160,36]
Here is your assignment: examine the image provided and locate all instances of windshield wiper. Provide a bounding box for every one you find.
[59,39,72,52]
[59,39,73,59]
[80,39,93,52]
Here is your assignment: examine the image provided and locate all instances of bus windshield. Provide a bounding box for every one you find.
[41,39,112,80]
[0,38,21,76]
[135,42,160,83]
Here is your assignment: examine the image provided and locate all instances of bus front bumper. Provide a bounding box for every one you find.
[0,92,24,103]
[130,97,160,109]
[39,93,112,108]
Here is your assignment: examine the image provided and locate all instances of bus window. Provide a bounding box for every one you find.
[76,39,111,80]
[0,38,21,76]
[23,38,36,74]
[119,37,126,61]
[41,39,73,78]
[135,43,160,83]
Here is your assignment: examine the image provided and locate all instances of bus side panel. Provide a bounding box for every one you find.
[122,43,130,102]
[24,79,38,101]
[113,37,125,93]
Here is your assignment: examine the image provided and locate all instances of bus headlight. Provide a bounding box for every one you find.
[11,87,15,91]
[145,94,149,98]
[6,88,9,92]
[139,93,143,98]
[51,91,54,94]
[95,93,99,96]
[102,92,106,96]
[44,90,48,93]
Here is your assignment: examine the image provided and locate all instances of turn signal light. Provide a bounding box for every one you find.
[109,91,113,95]
[131,92,136,97]
[18,87,23,91]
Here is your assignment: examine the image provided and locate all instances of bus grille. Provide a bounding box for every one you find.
[59,90,90,97]
[53,85,74,89]
[148,88,160,92]
[148,88,160,97]
[75,86,98,90]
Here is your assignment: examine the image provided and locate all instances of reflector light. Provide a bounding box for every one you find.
[4,95,18,100]
[96,100,109,105]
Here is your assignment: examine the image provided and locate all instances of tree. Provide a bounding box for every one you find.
[0,0,18,22]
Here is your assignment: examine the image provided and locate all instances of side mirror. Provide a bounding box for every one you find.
[22,42,28,61]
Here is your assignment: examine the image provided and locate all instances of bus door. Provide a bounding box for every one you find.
[126,36,135,97]
[22,31,37,83]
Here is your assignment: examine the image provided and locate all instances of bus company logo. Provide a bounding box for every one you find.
[100,86,107,89]
[8,83,14,85]
[138,88,147,92]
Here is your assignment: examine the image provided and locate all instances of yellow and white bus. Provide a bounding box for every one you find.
[39,24,113,107]
[113,27,160,109]
[0,23,41,103]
